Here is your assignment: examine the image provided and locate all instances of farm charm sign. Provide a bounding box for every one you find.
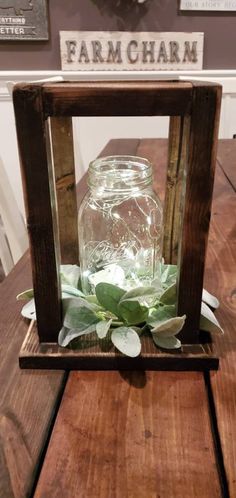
[0,0,48,40]
[60,32,204,71]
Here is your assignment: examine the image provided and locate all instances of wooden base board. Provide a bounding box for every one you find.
[19,322,219,371]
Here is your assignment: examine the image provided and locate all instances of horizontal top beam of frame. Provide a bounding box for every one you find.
[41,80,193,118]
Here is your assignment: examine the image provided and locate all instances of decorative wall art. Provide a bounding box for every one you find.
[180,0,236,10]
[60,31,204,71]
[0,0,48,40]
[90,0,151,30]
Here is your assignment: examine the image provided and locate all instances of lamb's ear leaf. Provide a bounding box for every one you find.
[153,335,181,350]
[147,304,185,337]
[96,319,113,339]
[118,300,149,325]
[85,295,102,307]
[63,296,101,313]
[200,302,223,335]
[21,299,36,320]
[120,286,159,306]
[151,315,186,338]
[58,324,96,347]
[202,289,219,309]
[159,283,176,305]
[61,284,85,298]
[17,289,34,301]
[63,298,100,330]
[161,264,178,289]
[95,283,126,318]
[147,304,176,326]
[60,265,80,288]
[111,327,141,358]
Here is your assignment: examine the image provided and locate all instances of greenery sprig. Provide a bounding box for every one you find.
[17,264,223,358]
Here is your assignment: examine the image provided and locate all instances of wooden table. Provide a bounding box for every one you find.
[0,139,235,498]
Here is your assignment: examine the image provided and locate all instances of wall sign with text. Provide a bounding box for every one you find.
[60,32,204,71]
[0,0,48,40]
[180,0,236,10]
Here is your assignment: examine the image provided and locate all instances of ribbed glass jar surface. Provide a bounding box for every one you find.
[78,155,163,295]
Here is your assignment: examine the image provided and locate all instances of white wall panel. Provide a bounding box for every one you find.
[0,70,236,217]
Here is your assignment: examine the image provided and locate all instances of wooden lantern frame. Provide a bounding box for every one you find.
[13,80,222,370]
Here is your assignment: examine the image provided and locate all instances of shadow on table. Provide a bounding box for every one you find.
[119,370,147,388]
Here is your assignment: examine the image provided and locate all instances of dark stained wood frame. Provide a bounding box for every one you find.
[13,80,222,370]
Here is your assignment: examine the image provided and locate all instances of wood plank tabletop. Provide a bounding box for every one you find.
[33,139,235,498]
[206,140,236,498]
[0,138,235,498]
[34,371,220,498]
[0,253,67,498]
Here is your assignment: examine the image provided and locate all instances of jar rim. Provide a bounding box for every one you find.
[89,155,151,169]
[88,155,152,191]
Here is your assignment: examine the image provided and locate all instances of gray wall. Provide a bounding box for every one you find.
[0,0,236,69]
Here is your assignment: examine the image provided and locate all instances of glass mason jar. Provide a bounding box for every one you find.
[78,156,163,295]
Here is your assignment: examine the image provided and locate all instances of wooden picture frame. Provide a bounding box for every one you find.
[0,0,49,40]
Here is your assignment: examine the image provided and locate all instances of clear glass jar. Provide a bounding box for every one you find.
[78,155,163,295]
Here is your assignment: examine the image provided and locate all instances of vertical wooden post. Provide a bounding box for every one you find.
[177,82,222,343]
[13,84,61,343]
[163,115,190,264]
[50,117,79,264]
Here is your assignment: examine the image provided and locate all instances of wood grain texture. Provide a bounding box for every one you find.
[19,321,218,371]
[217,139,236,192]
[50,117,79,264]
[203,148,236,497]
[163,115,190,264]
[0,253,66,498]
[43,80,193,117]
[34,371,220,498]
[13,84,61,342]
[177,82,222,343]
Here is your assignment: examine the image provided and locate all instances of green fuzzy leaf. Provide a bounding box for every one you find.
[118,300,149,325]
[96,319,113,339]
[111,327,141,357]
[95,283,126,318]
[148,304,186,337]
[202,289,219,310]
[161,264,178,289]
[64,306,99,330]
[17,289,34,301]
[85,294,102,307]
[63,298,100,330]
[159,283,176,305]
[61,284,85,298]
[200,302,223,335]
[64,295,102,312]
[150,276,163,294]
[60,264,80,288]
[153,335,181,349]
[21,299,36,320]
[58,325,96,347]
[120,286,159,307]
[151,316,186,337]
[148,304,176,326]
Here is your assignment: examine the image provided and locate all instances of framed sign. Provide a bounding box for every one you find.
[180,0,236,10]
[0,0,49,40]
[60,31,204,71]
